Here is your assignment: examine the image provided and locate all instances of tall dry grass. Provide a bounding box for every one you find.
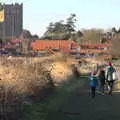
[0,55,77,118]
[0,56,54,119]
[0,54,80,119]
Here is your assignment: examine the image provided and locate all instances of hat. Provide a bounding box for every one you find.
[108,61,112,66]
[92,70,97,75]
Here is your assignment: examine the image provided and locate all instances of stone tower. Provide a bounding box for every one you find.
[0,3,23,39]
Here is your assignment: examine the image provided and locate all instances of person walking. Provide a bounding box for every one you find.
[106,61,117,95]
[98,67,106,94]
[89,71,99,98]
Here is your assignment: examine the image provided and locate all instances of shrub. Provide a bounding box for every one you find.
[0,57,54,119]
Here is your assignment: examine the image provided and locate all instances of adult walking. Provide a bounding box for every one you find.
[98,67,106,94]
[106,61,117,95]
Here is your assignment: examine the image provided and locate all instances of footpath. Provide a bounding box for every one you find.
[23,76,120,120]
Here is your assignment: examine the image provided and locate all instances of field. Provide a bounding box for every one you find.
[0,54,79,119]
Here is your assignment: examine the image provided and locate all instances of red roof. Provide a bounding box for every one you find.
[80,43,111,48]
[79,43,111,54]
[80,49,109,54]
[30,40,79,52]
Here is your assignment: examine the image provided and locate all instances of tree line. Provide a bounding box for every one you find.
[40,14,120,44]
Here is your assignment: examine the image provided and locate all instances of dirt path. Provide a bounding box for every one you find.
[23,76,120,120]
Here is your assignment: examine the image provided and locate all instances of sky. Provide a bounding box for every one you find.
[3,0,120,36]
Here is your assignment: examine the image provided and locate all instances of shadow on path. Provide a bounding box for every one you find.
[23,76,120,120]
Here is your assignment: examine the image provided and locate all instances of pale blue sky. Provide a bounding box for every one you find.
[3,0,120,36]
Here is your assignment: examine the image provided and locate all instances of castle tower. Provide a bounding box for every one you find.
[0,3,23,39]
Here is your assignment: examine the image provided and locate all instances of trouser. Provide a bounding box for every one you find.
[107,81,114,95]
[91,86,96,98]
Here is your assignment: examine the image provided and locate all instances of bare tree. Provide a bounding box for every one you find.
[110,37,120,57]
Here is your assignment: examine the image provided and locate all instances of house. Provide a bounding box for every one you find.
[79,43,111,54]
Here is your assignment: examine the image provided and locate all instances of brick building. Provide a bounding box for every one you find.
[79,43,111,54]
[30,40,79,53]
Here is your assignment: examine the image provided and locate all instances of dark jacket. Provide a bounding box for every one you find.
[98,70,105,85]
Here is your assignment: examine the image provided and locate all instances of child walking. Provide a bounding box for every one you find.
[89,71,98,98]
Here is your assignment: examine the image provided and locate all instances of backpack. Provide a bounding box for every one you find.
[106,66,115,81]
[112,71,118,81]
[89,76,98,87]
